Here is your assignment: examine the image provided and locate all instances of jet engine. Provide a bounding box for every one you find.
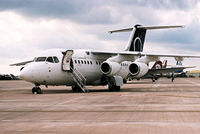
[129,62,149,78]
[100,61,121,76]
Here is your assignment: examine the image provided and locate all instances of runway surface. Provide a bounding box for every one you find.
[1,78,200,134]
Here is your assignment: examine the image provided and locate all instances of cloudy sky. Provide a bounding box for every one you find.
[0,0,200,75]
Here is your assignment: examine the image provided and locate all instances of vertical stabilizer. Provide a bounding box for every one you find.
[124,24,146,52]
[151,60,162,69]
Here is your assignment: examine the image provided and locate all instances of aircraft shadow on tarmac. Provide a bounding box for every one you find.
[39,86,200,94]
[42,89,110,94]
[28,79,199,94]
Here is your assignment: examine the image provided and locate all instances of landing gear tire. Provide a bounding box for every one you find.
[72,85,78,92]
[109,85,120,92]
[72,85,82,92]
[32,87,43,94]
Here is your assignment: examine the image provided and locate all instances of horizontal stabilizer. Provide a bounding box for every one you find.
[109,25,185,34]
[109,28,133,34]
[138,25,185,30]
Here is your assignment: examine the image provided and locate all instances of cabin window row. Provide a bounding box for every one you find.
[121,63,129,66]
[74,60,102,65]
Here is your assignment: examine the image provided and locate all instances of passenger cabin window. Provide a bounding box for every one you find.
[53,56,59,63]
[46,57,54,63]
[35,57,46,62]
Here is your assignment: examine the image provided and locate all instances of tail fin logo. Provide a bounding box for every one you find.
[133,37,142,52]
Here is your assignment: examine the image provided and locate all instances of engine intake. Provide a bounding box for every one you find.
[129,63,139,75]
[129,62,148,78]
[101,61,121,76]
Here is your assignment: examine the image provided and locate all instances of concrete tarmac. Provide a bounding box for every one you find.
[1,78,200,134]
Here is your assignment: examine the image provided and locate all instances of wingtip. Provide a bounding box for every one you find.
[179,25,186,28]
[9,64,16,66]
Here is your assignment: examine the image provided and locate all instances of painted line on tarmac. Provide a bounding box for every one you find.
[1,110,200,112]
[156,94,200,98]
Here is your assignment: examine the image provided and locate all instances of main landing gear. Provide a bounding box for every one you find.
[108,85,120,92]
[107,76,123,92]
[72,84,83,92]
[32,86,43,94]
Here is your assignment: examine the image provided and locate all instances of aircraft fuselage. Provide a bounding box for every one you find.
[19,49,130,86]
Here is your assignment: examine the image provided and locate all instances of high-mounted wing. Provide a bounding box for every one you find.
[91,50,200,62]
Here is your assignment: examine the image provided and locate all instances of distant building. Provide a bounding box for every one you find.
[186,70,200,77]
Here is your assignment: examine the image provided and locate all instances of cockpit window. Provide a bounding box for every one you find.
[46,57,54,63]
[35,57,46,62]
[53,56,59,63]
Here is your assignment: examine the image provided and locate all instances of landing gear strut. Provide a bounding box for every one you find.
[171,73,175,82]
[151,75,158,82]
[32,86,43,94]
[107,76,123,92]
[151,78,155,82]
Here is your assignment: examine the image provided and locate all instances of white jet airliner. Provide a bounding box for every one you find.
[11,24,200,94]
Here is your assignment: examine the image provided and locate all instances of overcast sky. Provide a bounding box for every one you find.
[0,0,200,75]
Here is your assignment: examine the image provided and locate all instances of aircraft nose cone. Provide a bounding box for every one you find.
[19,68,31,80]
[19,70,26,80]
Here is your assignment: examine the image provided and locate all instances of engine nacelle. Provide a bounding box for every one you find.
[129,62,149,78]
[100,61,121,76]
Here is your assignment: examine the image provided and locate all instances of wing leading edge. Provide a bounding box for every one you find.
[91,50,200,61]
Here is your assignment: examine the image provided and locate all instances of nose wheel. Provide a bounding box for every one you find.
[32,86,43,94]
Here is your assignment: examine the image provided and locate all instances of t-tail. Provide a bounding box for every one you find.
[109,24,184,52]
[151,60,168,70]
[151,60,162,70]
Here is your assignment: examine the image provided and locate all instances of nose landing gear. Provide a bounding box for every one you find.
[32,86,43,94]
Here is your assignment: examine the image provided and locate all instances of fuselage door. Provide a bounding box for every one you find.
[62,50,74,71]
